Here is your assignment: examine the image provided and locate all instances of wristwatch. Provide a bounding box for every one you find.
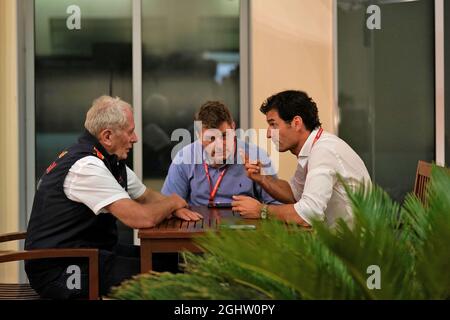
[260,204,269,220]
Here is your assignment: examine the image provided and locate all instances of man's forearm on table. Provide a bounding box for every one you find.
[138,188,168,204]
[141,199,178,225]
[108,198,176,229]
[266,204,309,226]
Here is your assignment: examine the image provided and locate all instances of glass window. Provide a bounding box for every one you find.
[35,0,133,182]
[141,0,240,189]
[337,0,435,201]
[34,0,133,242]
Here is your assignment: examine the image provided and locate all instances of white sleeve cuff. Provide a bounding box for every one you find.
[293,200,325,226]
[289,178,300,202]
[93,193,130,215]
[126,166,147,199]
[132,184,146,200]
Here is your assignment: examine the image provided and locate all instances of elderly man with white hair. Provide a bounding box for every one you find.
[25,95,202,299]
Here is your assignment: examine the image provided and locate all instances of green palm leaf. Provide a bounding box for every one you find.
[110,165,450,300]
[402,166,450,299]
[314,180,415,299]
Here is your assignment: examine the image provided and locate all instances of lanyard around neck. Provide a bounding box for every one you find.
[311,127,323,149]
[203,163,228,203]
[202,137,237,203]
[304,128,323,175]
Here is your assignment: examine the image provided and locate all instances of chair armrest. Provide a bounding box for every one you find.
[0,232,27,243]
[0,248,99,300]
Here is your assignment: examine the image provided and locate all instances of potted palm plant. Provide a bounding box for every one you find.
[110,165,450,300]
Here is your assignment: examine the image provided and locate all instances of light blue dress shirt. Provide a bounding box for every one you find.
[161,139,279,206]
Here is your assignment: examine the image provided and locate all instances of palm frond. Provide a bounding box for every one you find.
[111,165,450,300]
[111,252,292,300]
[197,221,360,299]
[402,166,450,299]
[314,180,415,299]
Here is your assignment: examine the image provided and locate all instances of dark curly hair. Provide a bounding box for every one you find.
[195,101,233,129]
[260,90,321,131]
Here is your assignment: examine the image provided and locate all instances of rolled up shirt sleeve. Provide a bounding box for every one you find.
[161,152,189,199]
[64,156,132,215]
[126,166,146,199]
[293,148,337,225]
[289,175,302,202]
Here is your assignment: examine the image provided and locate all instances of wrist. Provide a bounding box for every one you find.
[260,204,269,220]
[170,196,182,211]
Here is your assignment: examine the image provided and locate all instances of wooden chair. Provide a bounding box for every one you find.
[0,231,99,300]
[413,160,432,205]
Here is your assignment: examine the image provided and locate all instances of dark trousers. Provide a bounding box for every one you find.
[26,244,179,299]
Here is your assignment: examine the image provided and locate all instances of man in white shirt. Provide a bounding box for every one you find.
[25,95,201,299]
[231,90,371,228]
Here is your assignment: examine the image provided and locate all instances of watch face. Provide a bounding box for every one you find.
[260,207,268,219]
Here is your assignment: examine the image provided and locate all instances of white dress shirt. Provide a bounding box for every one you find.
[289,128,371,228]
[63,156,146,215]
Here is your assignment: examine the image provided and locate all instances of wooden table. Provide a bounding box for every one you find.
[138,206,258,273]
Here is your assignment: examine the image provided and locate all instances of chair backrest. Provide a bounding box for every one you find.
[413,160,432,205]
[0,232,98,300]
[0,232,39,300]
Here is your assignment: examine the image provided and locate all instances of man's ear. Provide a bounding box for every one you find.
[231,121,236,130]
[98,128,113,147]
[292,116,304,131]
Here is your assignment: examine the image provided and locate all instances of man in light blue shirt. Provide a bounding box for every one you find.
[161,101,278,206]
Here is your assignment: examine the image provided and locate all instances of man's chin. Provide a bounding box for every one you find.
[212,159,227,166]
[207,157,228,166]
[275,145,288,153]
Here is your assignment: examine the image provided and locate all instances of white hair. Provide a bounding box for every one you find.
[84,95,132,137]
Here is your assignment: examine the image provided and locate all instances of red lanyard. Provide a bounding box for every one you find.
[311,127,323,149]
[203,163,228,203]
[305,128,323,175]
[202,137,237,203]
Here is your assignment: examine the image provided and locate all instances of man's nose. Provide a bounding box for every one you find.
[132,132,138,143]
[266,127,271,139]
